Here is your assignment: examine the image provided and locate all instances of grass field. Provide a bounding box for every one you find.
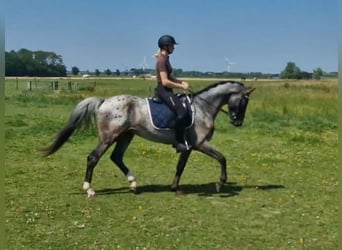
[5,77,338,249]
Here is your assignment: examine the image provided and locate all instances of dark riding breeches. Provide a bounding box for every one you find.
[157,88,187,143]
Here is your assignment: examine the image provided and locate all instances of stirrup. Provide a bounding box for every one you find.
[175,141,191,153]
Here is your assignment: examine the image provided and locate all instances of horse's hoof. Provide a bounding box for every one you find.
[175,189,184,195]
[171,185,179,192]
[171,186,184,195]
[129,181,137,194]
[216,182,223,192]
[130,187,138,194]
[87,188,96,198]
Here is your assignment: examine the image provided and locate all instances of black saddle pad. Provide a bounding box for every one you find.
[146,95,193,129]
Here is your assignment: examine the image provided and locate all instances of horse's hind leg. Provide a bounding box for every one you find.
[110,131,137,192]
[83,141,112,198]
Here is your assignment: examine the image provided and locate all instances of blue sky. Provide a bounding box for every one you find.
[5,0,338,73]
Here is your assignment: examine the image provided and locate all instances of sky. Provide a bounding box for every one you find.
[5,0,338,74]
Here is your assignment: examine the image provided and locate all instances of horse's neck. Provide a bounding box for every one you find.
[195,90,227,118]
[195,82,244,118]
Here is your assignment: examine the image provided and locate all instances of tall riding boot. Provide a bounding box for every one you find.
[174,120,191,153]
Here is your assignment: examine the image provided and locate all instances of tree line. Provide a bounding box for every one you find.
[280,62,325,80]
[5,49,67,77]
[5,48,333,80]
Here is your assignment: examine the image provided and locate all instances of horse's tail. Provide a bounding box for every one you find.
[41,97,105,157]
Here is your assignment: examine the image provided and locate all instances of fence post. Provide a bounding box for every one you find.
[54,81,58,90]
[27,81,32,91]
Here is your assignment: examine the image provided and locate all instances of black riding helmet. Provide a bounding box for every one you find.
[158,35,178,49]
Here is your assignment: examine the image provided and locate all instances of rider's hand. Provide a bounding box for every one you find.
[181,81,189,90]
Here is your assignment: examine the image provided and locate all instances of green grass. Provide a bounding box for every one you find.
[5,78,338,249]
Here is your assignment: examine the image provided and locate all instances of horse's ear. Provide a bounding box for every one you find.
[243,87,256,96]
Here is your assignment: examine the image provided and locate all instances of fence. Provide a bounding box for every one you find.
[13,78,97,92]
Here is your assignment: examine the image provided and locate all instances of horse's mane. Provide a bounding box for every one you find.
[193,81,244,96]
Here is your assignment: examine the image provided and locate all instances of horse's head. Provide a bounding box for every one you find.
[227,87,255,127]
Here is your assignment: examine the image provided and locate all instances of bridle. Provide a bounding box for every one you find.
[228,94,249,122]
[186,85,254,125]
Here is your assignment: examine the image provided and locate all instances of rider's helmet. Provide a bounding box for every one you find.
[158,35,178,49]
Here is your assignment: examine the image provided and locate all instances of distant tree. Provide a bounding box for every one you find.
[115,69,120,76]
[71,66,80,76]
[300,71,311,79]
[280,62,302,79]
[313,67,324,80]
[104,69,112,76]
[173,68,183,77]
[5,50,26,76]
[5,49,67,76]
[95,69,101,76]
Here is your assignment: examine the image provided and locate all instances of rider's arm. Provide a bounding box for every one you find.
[159,71,187,90]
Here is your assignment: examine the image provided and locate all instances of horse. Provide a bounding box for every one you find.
[41,81,255,198]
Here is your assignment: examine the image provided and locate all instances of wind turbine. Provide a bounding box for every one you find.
[138,56,149,72]
[224,57,236,72]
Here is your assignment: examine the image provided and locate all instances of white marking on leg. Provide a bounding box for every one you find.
[127,172,135,182]
[83,181,96,198]
[83,181,90,191]
[130,181,137,189]
[127,172,137,192]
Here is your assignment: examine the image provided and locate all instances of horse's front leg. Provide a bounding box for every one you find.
[196,141,227,192]
[110,132,137,193]
[171,150,192,193]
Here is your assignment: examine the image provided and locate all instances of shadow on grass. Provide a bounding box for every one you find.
[79,182,285,197]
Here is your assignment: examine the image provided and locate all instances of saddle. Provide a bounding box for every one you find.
[146,94,194,130]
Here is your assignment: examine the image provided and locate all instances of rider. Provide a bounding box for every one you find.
[155,35,191,152]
